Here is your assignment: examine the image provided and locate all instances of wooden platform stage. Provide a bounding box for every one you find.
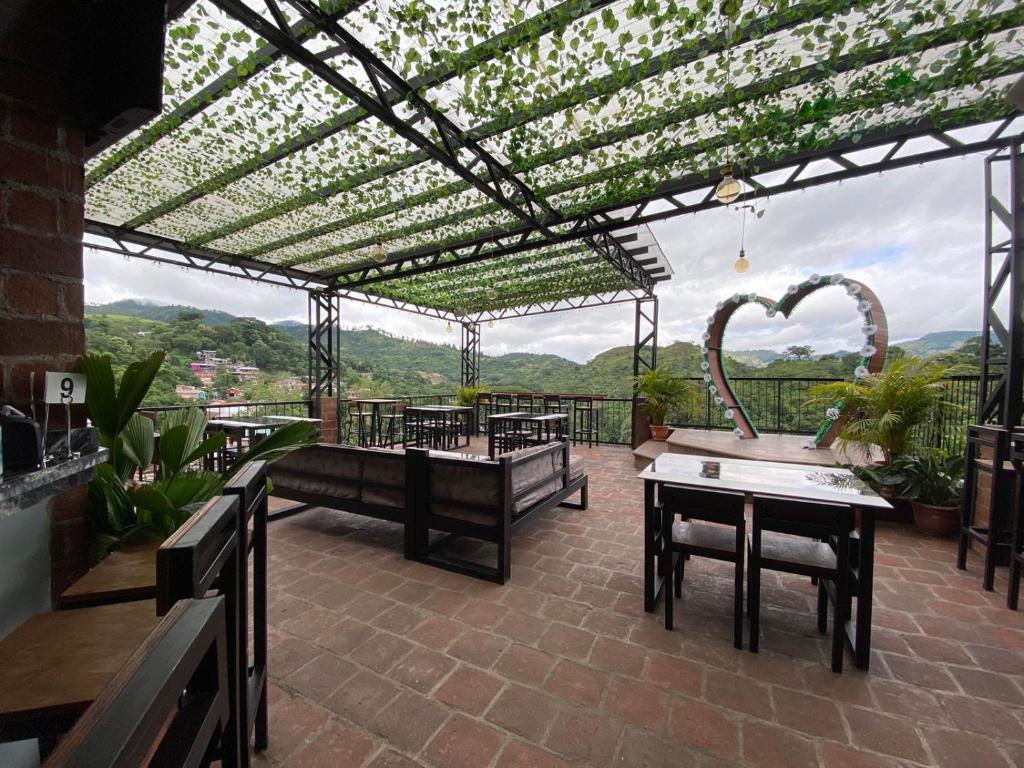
[633,428,875,469]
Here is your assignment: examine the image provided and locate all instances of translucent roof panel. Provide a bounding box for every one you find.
[84,0,1023,312]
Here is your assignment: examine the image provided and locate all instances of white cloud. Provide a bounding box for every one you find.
[84,154,985,364]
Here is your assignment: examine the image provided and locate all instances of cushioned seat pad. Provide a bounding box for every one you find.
[671,521,739,553]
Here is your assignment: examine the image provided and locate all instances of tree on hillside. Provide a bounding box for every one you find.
[784,345,814,360]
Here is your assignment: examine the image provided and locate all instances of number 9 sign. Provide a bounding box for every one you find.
[45,372,87,405]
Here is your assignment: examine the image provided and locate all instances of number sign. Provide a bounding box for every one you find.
[44,372,87,405]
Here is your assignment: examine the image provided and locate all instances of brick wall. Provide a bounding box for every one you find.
[0,96,86,416]
[318,396,340,443]
[0,88,89,598]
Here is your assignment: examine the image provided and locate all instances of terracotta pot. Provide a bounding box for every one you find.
[911,501,958,538]
[650,425,671,441]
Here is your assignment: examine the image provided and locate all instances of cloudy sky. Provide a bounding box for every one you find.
[84,152,987,364]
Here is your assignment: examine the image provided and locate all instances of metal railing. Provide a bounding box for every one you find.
[136,375,991,454]
[139,399,312,420]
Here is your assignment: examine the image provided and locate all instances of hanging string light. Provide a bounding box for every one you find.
[715,23,741,206]
[735,203,750,273]
[487,319,494,328]
[446,322,453,335]
[371,241,387,263]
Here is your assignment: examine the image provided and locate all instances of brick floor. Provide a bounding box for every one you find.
[253,439,1024,767]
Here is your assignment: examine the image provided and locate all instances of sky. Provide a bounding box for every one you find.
[84,152,988,364]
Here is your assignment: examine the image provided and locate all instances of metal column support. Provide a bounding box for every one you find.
[979,139,1024,428]
[631,296,659,447]
[308,291,341,436]
[461,322,481,389]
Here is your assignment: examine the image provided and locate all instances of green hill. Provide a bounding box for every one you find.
[896,330,976,357]
[83,301,981,405]
[85,299,238,326]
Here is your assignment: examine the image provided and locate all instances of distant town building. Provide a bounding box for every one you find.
[175,385,203,400]
[275,376,307,391]
[190,350,260,382]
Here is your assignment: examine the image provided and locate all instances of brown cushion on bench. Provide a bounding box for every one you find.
[272,445,362,500]
[427,461,501,526]
[510,447,585,515]
[362,450,406,508]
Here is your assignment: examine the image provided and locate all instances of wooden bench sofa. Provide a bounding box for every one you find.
[268,438,588,583]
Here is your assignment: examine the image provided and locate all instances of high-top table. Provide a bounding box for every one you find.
[638,452,891,670]
[404,405,473,450]
[354,399,398,447]
[487,411,568,459]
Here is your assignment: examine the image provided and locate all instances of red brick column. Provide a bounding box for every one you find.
[0,85,89,597]
[0,97,85,413]
[317,396,340,443]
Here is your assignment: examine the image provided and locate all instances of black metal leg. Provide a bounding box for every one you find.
[853,512,875,670]
[643,480,663,613]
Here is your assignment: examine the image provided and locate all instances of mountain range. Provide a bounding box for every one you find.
[84,300,980,399]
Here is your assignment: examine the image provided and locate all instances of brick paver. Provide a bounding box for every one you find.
[257,438,1024,766]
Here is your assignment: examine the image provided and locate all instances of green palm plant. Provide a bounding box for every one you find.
[807,357,965,465]
[632,366,695,426]
[79,352,319,562]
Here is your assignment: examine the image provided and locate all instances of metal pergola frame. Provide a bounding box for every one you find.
[980,137,1024,428]
[79,0,1024,443]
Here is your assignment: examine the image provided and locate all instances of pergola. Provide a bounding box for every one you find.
[80,0,1024,432]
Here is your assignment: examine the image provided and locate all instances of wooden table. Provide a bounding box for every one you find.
[638,452,891,670]
[488,412,568,459]
[354,399,398,447]
[404,405,473,450]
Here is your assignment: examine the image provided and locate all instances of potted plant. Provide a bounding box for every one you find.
[456,386,480,433]
[807,357,964,465]
[898,449,965,537]
[633,367,695,441]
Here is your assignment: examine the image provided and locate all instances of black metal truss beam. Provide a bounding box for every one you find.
[88,0,369,188]
[461,323,481,389]
[127,0,619,233]
[212,0,651,297]
[463,289,648,324]
[979,139,1024,428]
[631,296,658,448]
[333,287,458,321]
[324,118,1021,289]
[308,291,341,416]
[83,220,328,291]
[214,0,563,236]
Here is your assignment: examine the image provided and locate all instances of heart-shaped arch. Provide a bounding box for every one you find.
[699,274,888,447]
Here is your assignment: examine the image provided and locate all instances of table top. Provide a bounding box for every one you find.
[259,415,322,424]
[490,411,568,422]
[406,405,473,413]
[638,452,891,509]
[355,398,398,405]
[207,418,279,430]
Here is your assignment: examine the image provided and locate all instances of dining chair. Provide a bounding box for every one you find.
[748,494,854,673]
[660,485,746,649]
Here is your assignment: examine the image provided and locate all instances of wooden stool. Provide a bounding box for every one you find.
[957,425,1015,591]
[42,597,231,768]
[0,495,244,765]
[59,542,160,608]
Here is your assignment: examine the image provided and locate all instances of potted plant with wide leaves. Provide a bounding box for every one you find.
[77,351,319,562]
[897,449,965,537]
[633,367,695,441]
[807,357,964,466]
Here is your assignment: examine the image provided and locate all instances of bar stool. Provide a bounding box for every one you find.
[748,494,854,673]
[573,396,600,447]
[660,485,746,648]
[1007,430,1024,609]
[515,393,535,413]
[543,394,564,415]
[344,400,371,446]
[957,425,1014,591]
[380,402,405,449]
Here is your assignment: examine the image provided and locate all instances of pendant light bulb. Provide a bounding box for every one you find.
[446,322,453,335]
[734,248,750,273]
[371,241,388,263]
[715,164,741,204]
[487,319,494,328]
[486,286,498,301]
